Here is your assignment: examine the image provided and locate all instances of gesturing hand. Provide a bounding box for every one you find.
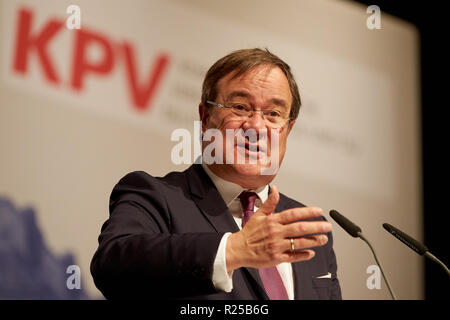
[226,185,332,273]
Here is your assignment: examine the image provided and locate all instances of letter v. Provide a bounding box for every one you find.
[122,42,170,111]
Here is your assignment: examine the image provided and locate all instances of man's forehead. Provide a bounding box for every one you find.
[217,65,292,103]
[221,64,284,83]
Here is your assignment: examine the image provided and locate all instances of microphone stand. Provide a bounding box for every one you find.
[425,252,450,277]
[357,232,397,300]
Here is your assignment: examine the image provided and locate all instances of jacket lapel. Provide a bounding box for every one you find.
[292,262,303,300]
[185,164,268,299]
[186,164,239,233]
[275,193,304,300]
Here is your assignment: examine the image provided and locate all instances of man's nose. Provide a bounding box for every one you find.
[242,111,266,130]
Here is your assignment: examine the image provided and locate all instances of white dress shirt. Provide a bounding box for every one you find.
[202,163,294,300]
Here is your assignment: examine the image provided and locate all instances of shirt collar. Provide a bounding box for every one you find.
[201,163,269,206]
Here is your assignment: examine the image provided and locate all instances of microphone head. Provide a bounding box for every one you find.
[329,209,362,238]
[383,223,428,255]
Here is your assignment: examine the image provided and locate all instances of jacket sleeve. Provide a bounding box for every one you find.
[90,171,224,299]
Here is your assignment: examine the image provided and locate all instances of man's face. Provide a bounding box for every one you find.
[200,65,296,189]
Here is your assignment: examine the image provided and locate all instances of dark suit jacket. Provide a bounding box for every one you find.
[90,164,341,299]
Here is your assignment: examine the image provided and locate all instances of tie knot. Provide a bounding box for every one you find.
[238,192,258,227]
[238,191,258,212]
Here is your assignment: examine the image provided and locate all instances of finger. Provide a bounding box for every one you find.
[257,185,280,216]
[280,249,316,263]
[283,220,332,237]
[276,206,324,225]
[284,235,328,252]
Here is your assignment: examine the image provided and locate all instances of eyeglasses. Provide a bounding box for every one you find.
[206,101,292,128]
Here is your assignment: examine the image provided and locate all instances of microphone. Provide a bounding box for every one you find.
[329,209,361,238]
[383,223,450,277]
[329,210,397,300]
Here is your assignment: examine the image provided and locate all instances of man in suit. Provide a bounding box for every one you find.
[90,48,342,300]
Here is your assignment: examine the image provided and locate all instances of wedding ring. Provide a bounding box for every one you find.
[290,238,295,251]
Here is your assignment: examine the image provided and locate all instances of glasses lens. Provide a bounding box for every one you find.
[266,118,287,128]
[226,102,289,128]
[228,103,251,117]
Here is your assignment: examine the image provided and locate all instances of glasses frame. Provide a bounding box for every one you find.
[206,100,293,127]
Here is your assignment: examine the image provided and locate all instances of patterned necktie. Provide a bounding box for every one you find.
[238,191,289,300]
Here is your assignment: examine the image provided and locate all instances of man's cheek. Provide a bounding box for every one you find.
[260,129,282,175]
[224,131,236,164]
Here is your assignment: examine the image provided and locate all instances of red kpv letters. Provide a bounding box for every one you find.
[12,7,170,111]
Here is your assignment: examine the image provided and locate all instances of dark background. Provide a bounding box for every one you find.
[353,0,449,299]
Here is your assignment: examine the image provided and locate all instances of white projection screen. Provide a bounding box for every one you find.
[0,0,421,299]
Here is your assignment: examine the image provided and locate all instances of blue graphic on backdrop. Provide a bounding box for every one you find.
[0,196,90,299]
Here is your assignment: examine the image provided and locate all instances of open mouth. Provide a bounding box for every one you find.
[233,129,269,159]
[236,140,268,156]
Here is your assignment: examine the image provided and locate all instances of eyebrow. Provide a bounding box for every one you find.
[226,91,288,108]
[270,98,287,108]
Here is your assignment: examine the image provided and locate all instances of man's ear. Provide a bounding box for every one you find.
[287,119,296,135]
[198,102,210,133]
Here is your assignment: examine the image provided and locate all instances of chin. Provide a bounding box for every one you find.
[232,163,276,185]
[232,163,261,176]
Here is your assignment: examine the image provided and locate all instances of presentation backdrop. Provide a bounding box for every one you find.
[0,0,421,299]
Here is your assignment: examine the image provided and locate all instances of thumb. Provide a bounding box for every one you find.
[258,185,280,216]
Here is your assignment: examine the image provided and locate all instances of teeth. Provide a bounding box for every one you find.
[236,143,265,153]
